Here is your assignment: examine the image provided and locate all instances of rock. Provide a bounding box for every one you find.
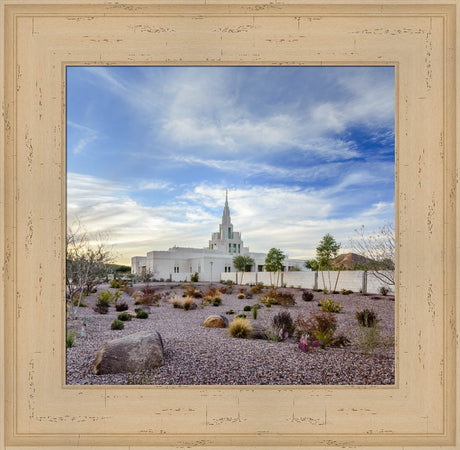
[93,331,164,375]
[203,315,228,328]
[251,326,267,340]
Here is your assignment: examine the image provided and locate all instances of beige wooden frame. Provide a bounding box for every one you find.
[0,1,458,448]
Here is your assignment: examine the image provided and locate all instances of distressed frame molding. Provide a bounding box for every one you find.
[0,1,458,448]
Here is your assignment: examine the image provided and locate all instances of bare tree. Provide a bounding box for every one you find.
[66,223,113,320]
[350,222,395,286]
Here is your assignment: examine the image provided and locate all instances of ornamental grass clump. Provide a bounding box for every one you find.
[272,311,294,336]
[356,309,379,328]
[228,317,253,339]
[110,319,124,330]
[135,310,148,319]
[378,286,390,296]
[117,312,132,321]
[182,297,198,310]
[203,287,222,305]
[320,298,343,313]
[66,331,76,348]
[260,289,278,306]
[115,301,129,312]
[185,284,202,298]
[302,290,314,302]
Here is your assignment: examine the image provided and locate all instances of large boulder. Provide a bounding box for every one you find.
[203,315,228,328]
[93,331,164,375]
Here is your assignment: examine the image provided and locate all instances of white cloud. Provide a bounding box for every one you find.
[67,121,101,154]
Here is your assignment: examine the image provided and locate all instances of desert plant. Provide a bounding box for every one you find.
[212,298,222,307]
[294,311,337,346]
[172,299,182,308]
[341,289,353,295]
[115,301,129,312]
[265,326,289,342]
[141,286,156,295]
[260,289,278,306]
[359,325,380,354]
[97,290,113,304]
[237,293,245,299]
[275,291,296,307]
[203,287,222,305]
[135,293,161,306]
[378,286,390,296]
[228,317,253,339]
[185,285,202,298]
[225,309,235,315]
[112,289,122,303]
[110,279,120,289]
[94,292,111,314]
[252,305,258,320]
[244,291,253,299]
[117,312,132,321]
[298,335,323,352]
[110,319,124,330]
[250,283,264,294]
[320,298,343,313]
[136,310,149,319]
[272,311,294,336]
[66,331,76,348]
[243,305,252,311]
[302,290,314,302]
[190,272,199,282]
[182,297,197,310]
[236,314,247,319]
[356,309,379,328]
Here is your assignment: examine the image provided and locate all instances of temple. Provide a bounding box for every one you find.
[131,191,306,282]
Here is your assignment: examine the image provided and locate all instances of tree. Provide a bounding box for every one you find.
[304,259,319,271]
[232,255,255,285]
[66,223,113,320]
[264,248,286,288]
[315,233,341,292]
[349,222,395,286]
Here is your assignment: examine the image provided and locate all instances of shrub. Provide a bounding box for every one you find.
[135,293,161,306]
[212,298,222,307]
[237,293,245,299]
[203,287,222,305]
[190,272,199,282]
[378,286,390,296]
[236,314,247,319]
[136,310,149,319]
[185,285,202,298]
[298,336,323,352]
[294,311,337,346]
[302,290,314,302]
[111,319,124,330]
[124,286,135,296]
[228,317,252,339]
[250,283,264,294]
[97,290,113,304]
[66,332,76,348]
[260,289,278,306]
[115,301,129,312]
[243,305,252,311]
[182,297,197,310]
[265,326,289,342]
[112,289,122,303]
[142,287,156,296]
[356,309,379,328]
[359,325,380,354]
[117,312,132,322]
[225,309,235,315]
[272,311,294,336]
[73,295,87,307]
[172,299,182,308]
[320,298,343,313]
[110,279,120,289]
[341,289,353,295]
[275,291,296,307]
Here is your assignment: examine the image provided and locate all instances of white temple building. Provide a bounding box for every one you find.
[131,191,306,282]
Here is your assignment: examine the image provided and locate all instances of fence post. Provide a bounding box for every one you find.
[362,271,368,294]
[255,271,258,284]
[281,272,284,287]
[314,271,318,290]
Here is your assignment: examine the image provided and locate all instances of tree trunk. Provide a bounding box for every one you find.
[321,270,326,291]
[333,270,342,293]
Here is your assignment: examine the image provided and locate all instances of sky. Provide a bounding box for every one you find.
[66,66,395,265]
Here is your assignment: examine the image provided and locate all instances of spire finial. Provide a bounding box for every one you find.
[225,189,228,201]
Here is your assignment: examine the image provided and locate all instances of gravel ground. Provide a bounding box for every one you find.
[66,282,395,385]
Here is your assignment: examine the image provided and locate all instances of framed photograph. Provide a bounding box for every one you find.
[1,1,458,448]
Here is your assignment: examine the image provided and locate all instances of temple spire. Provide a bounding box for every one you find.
[222,189,231,223]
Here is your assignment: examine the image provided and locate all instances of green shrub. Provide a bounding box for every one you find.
[356,309,379,328]
[252,305,258,320]
[225,309,235,315]
[183,297,197,310]
[110,279,120,289]
[250,283,264,294]
[260,290,278,306]
[185,285,202,298]
[111,319,124,330]
[112,289,122,302]
[117,312,132,321]
[136,310,149,319]
[203,287,222,305]
[97,290,113,304]
[66,332,76,348]
[294,311,337,347]
[272,311,294,336]
[237,293,245,299]
[378,286,390,296]
[359,325,380,354]
[212,298,222,306]
[243,305,252,311]
[341,289,353,295]
[236,314,247,319]
[320,298,343,313]
[302,290,314,302]
[190,272,199,282]
[228,317,253,339]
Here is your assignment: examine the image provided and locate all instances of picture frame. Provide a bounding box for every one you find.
[0,1,458,448]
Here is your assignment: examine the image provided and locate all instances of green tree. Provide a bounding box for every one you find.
[304,259,319,271]
[233,255,255,285]
[264,248,286,288]
[316,234,341,292]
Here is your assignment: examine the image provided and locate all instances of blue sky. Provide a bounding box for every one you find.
[67,66,395,265]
